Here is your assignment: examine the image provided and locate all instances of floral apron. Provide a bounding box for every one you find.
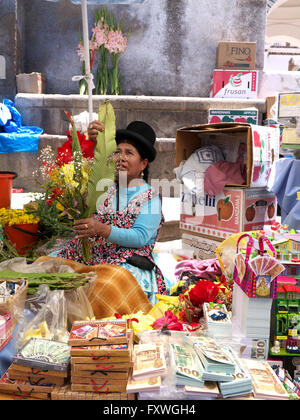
[58,183,167,295]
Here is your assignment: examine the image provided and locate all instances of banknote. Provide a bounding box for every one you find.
[242,359,289,400]
[132,343,166,380]
[169,343,204,386]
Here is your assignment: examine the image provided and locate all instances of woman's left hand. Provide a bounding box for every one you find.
[73,218,111,238]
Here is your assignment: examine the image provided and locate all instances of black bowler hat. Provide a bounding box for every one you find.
[116,121,157,162]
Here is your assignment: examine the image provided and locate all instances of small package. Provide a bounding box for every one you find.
[16,72,45,94]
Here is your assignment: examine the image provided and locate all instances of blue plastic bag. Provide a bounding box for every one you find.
[0,99,43,153]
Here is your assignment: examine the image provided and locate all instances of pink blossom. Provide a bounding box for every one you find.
[76,41,97,61]
[152,310,183,332]
[105,29,127,55]
[92,23,108,48]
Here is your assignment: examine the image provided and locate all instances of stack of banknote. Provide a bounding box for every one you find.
[171,336,253,398]
[218,347,253,398]
[242,359,289,400]
[169,343,205,387]
[191,337,236,382]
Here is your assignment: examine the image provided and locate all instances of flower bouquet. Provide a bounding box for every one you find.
[77,6,128,95]
[177,275,233,327]
[34,101,117,262]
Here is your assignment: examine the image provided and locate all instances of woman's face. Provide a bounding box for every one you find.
[113,142,148,185]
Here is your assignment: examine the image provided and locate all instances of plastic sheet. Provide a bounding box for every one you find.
[0,99,43,153]
[15,285,69,350]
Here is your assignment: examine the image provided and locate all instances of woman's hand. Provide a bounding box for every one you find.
[74,218,111,239]
[87,120,104,143]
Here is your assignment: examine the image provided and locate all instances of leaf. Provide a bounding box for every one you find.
[85,102,117,216]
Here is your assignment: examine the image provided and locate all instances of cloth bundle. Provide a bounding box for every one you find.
[0,99,43,153]
[174,144,246,197]
[174,258,222,282]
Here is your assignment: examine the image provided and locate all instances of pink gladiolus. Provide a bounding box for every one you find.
[105,29,127,55]
[92,23,108,48]
[152,310,183,332]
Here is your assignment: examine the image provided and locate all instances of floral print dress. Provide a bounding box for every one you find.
[58,183,167,300]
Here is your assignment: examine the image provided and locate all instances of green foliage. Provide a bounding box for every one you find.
[25,195,73,240]
[85,102,117,215]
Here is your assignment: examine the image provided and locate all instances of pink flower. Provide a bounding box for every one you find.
[105,29,127,54]
[152,310,183,332]
[92,23,108,48]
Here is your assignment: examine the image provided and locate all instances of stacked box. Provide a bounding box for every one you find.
[68,320,133,394]
[211,41,258,99]
[216,42,256,70]
[176,123,280,243]
[51,384,136,400]
[208,108,259,125]
[0,338,70,399]
[210,70,259,99]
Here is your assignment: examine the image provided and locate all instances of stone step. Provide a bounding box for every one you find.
[14,94,266,137]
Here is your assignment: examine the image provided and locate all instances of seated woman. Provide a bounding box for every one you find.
[57,120,167,307]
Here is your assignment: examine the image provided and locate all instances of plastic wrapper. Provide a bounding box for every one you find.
[137,330,215,400]
[64,284,95,329]
[15,285,69,350]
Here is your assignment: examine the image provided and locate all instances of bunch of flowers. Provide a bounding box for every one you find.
[0,208,40,227]
[33,103,117,262]
[177,275,233,326]
[77,6,128,95]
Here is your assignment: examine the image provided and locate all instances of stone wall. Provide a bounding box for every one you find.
[0,0,267,98]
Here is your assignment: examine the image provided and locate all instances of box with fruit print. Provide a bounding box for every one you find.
[210,70,259,99]
[175,123,280,189]
[208,108,259,125]
[180,187,277,241]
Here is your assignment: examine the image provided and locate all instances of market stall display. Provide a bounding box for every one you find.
[0,96,299,401]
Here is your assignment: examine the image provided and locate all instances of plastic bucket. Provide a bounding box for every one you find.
[0,172,17,209]
[5,223,39,255]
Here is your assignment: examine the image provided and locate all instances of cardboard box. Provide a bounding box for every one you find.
[16,72,45,94]
[263,119,285,147]
[277,92,300,119]
[216,42,256,70]
[208,108,259,125]
[266,96,277,119]
[175,123,280,189]
[210,70,259,99]
[282,127,300,145]
[180,187,277,240]
[181,231,222,260]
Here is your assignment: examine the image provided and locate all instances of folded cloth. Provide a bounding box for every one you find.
[174,145,224,194]
[174,258,222,281]
[204,160,245,197]
[34,256,153,319]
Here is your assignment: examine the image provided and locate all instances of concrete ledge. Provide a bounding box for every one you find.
[15,94,267,137]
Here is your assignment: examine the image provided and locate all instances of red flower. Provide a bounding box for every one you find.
[188,280,219,307]
[152,310,183,331]
[46,187,65,206]
[56,130,94,166]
